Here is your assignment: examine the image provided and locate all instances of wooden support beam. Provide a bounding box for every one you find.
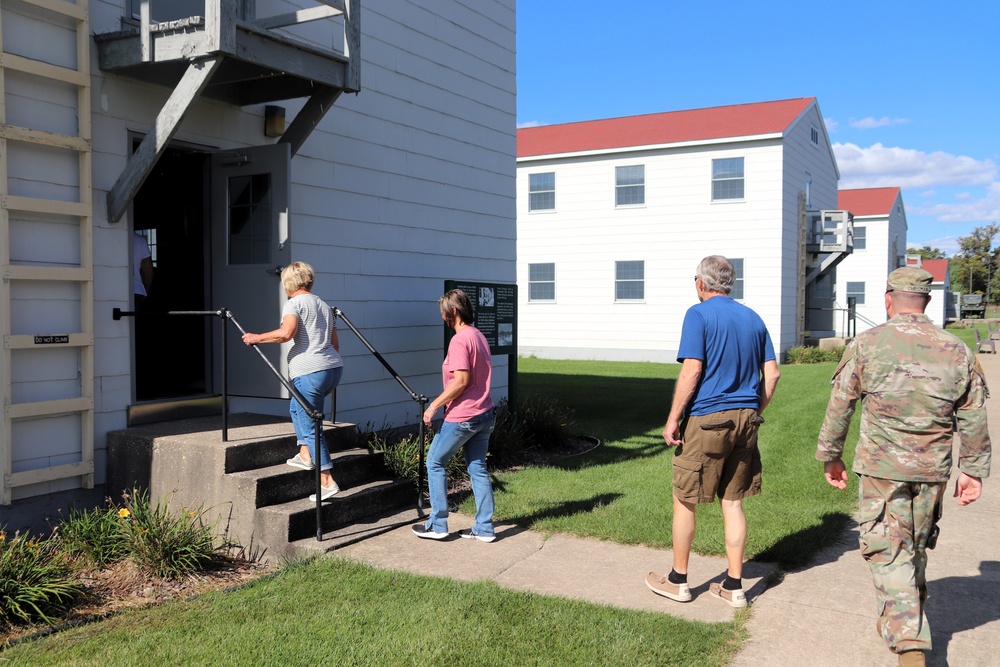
[344,0,360,91]
[6,460,94,489]
[279,86,342,157]
[0,125,90,151]
[6,396,94,419]
[5,333,94,350]
[106,56,223,223]
[253,5,342,30]
[2,265,92,282]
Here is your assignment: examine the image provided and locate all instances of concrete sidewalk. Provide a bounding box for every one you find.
[332,353,1000,666]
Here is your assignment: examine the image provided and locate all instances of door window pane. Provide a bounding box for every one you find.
[228,173,272,265]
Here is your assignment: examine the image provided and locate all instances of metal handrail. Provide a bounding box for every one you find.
[333,307,429,512]
[114,302,432,542]
[114,306,329,540]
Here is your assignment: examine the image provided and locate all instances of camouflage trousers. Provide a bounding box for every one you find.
[858,475,945,654]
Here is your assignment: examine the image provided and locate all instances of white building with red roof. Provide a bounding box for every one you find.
[833,188,911,333]
[516,97,842,361]
[905,256,952,327]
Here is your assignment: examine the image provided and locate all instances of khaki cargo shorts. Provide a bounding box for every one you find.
[672,408,763,504]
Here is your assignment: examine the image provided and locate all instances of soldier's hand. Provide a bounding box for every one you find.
[823,460,848,490]
[954,472,983,506]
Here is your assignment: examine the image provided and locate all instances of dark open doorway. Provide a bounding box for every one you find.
[132,146,211,402]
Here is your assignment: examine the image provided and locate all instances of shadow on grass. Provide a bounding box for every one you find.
[539,436,672,471]
[753,511,855,571]
[521,373,677,444]
[501,492,625,528]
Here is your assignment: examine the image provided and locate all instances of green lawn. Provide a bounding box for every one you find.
[4,358,862,664]
[3,559,743,666]
[469,358,859,569]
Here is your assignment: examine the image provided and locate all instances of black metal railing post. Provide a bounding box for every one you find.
[334,307,428,511]
[225,312,328,541]
[221,308,229,441]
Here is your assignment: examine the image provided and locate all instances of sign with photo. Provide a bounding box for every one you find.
[444,280,517,355]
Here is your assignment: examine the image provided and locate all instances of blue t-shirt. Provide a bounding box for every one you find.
[677,296,776,416]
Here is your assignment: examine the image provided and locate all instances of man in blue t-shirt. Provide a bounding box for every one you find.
[647,255,781,608]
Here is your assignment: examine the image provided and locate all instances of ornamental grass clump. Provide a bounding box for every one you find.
[116,489,229,579]
[0,528,83,628]
[57,503,129,569]
[375,430,466,483]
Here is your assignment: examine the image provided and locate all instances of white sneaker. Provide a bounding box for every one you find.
[308,483,340,502]
[287,453,315,471]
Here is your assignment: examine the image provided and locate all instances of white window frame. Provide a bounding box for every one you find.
[847,281,866,305]
[711,157,745,201]
[528,172,555,212]
[615,165,645,207]
[615,261,645,302]
[528,263,556,302]
[729,257,744,300]
[810,126,820,146]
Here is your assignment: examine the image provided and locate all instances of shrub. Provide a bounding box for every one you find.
[0,528,83,628]
[375,395,576,478]
[785,346,845,364]
[375,431,466,484]
[116,489,230,579]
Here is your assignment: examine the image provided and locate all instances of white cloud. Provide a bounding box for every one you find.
[848,116,911,129]
[824,117,839,133]
[833,142,996,190]
[908,182,1000,223]
[516,120,542,129]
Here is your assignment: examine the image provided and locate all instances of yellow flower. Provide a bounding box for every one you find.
[0,531,5,541]
[119,508,131,518]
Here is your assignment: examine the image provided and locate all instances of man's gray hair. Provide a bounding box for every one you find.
[696,256,735,295]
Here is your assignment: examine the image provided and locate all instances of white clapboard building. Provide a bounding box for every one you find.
[516,97,850,362]
[1,0,515,519]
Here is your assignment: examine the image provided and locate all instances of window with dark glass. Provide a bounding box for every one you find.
[528,172,555,211]
[228,173,272,265]
[615,261,644,301]
[729,257,744,300]
[712,157,744,201]
[615,165,645,206]
[528,263,555,301]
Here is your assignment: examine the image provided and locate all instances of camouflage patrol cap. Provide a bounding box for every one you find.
[886,266,933,293]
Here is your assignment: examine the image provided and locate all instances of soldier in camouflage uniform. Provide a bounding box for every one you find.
[816,266,991,667]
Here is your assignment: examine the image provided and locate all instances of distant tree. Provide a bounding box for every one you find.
[906,246,947,259]
[951,223,1000,297]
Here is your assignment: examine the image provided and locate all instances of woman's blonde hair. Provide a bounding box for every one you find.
[438,289,474,326]
[281,261,315,293]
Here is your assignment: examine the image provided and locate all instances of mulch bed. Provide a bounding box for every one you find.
[1,558,275,648]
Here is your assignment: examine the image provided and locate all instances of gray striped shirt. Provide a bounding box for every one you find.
[282,293,343,379]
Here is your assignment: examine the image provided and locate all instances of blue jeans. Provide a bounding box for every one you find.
[290,366,343,471]
[425,409,496,536]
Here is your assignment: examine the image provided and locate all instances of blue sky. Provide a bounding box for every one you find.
[516,1,1000,255]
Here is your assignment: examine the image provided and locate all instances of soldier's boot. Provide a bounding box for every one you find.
[898,650,926,667]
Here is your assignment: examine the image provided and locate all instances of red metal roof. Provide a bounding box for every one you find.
[919,258,949,284]
[517,98,817,158]
[837,187,901,217]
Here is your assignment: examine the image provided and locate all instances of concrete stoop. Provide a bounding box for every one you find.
[106,413,418,562]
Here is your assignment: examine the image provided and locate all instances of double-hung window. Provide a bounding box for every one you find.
[853,226,867,250]
[712,157,744,201]
[729,258,744,300]
[528,172,555,211]
[847,281,866,305]
[615,165,645,207]
[615,261,644,301]
[528,263,555,301]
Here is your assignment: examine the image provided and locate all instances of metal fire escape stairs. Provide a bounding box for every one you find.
[94,0,360,223]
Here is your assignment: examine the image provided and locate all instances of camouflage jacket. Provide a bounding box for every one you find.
[816,313,992,482]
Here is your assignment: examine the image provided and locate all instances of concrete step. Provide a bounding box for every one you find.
[223,422,359,473]
[258,477,417,547]
[228,447,391,507]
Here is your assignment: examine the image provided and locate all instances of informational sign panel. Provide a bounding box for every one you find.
[444,280,517,355]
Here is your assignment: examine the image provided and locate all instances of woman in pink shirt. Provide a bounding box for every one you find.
[412,289,496,542]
